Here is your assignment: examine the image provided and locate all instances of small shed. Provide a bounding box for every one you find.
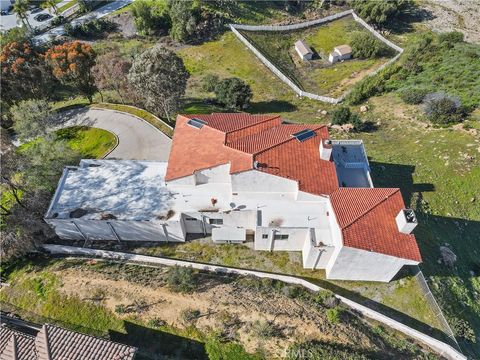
[295,40,313,61]
[328,45,352,64]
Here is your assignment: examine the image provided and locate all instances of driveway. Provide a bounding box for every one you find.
[59,107,171,160]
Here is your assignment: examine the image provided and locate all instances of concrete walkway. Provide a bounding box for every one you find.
[34,0,133,44]
[58,107,171,160]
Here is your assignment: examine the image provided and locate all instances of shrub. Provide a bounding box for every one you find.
[398,87,428,104]
[326,307,342,324]
[50,15,65,27]
[147,318,166,328]
[331,106,351,125]
[214,77,252,110]
[250,320,275,339]
[350,31,389,59]
[64,19,116,39]
[422,92,465,124]
[287,340,368,360]
[350,113,366,132]
[166,265,196,292]
[181,308,201,323]
[202,74,220,92]
[115,304,126,314]
[130,0,170,35]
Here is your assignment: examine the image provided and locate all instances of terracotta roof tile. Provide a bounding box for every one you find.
[187,113,279,133]
[331,188,422,262]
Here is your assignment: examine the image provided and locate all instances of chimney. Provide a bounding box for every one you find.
[395,209,417,234]
[320,139,332,161]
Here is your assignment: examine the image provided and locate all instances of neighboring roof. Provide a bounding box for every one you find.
[334,45,352,55]
[36,325,136,360]
[295,40,313,56]
[330,188,422,262]
[187,113,280,133]
[0,326,37,360]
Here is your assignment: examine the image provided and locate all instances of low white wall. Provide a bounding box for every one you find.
[195,164,231,184]
[183,210,257,235]
[254,227,308,251]
[41,245,466,360]
[326,246,412,282]
[232,170,298,193]
[46,219,185,242]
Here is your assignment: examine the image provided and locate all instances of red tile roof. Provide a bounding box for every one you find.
[330,188,422,262]
[167,113,421,262]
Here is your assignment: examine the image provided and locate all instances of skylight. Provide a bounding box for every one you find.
[187,118,207,129]
[292,129,315,142]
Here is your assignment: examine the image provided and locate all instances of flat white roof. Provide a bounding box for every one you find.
[295,40,313,56]
[47,160,333,243]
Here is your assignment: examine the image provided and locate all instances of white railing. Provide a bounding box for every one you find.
[43,244,466,360]
[230,10,404,104]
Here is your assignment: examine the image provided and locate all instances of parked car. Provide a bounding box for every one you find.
[0,10,8,15]
[34,13,52,22]
[30,7,43,14]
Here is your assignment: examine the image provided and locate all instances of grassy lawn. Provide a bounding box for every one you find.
[57,0,78,14]
[19,126,116,159]
[240,15,394,96]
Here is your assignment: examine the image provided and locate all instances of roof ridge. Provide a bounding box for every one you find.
[252,125,326,156]
[224,114,281,135]
[340,188,401,230]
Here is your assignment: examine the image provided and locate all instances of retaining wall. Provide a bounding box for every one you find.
[230,10,404,104]
[43,244,466,360]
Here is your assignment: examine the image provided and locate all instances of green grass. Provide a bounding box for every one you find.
[57,0,78,14]
[19,126,116,159]
[92,103,174,137]
[240,15,392,96]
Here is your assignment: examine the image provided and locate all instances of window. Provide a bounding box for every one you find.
[209,218,223,225]
[292,129,315,142]
[185,217,198,221]
[187,118,207,129]
[274,234,289,240]
[262,234,268,239]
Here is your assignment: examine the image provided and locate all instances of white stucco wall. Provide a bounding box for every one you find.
[232,170,298,193]
[46,218,185,242]
[326,246,414,282]
[195,164,231,184]
[296,191,328,202]
[182,210,257,235]
[254,227,309,251]
[166,174,196,186]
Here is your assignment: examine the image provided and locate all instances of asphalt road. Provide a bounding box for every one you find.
[59,107,171,161]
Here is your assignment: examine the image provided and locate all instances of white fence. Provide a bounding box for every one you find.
[43,244,466,360]
[230,10,404,104]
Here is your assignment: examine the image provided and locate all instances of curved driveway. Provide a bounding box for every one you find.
[58,107,171,160]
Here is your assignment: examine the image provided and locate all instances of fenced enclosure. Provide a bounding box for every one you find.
[230,10,404,104]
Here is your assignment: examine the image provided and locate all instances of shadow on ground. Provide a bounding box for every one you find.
[110,321,208,360]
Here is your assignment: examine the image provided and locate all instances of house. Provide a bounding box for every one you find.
[329,44,352,63]
[0,316,137,360]
[294,40,313,61]
[45,113,422,282]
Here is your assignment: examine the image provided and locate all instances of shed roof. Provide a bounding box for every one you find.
[295,40,313,56]
[334,44,352,55]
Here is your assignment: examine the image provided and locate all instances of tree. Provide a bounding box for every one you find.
[13,0,32,31]
[202,74,219,92]
[351,0,414,27]
[0,27,30,49]
[92,50,132,104]
[44,41,97,102]
[168,0,200,43]
[11,99,54,141]
[350,31,389,59]
[41,0,59,14]
[130,0,170,35]
[0,42,54,104]
[214,77,252,110]
[128,46,189,121]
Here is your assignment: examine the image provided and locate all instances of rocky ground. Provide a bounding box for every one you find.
[420,0,480,43]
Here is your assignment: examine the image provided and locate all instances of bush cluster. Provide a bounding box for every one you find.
[166,265,197,292]
[64,19,116,39]
[331,106,366,132]
[397,87,428,104]
[350,31,390,59]
[422,92,465,125]
[201,75,252,109]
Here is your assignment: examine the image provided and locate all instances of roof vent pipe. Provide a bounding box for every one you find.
[320,139,332,161]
